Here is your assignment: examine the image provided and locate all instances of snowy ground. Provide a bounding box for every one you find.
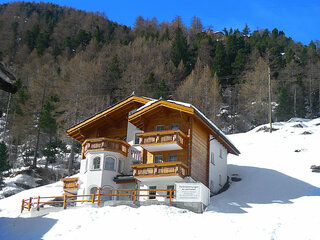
[0,118,319,240]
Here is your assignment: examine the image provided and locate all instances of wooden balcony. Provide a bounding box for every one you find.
[61,177,79,194]
[82,137,130,159]
[137,130,187,152]
[131,162,188,180]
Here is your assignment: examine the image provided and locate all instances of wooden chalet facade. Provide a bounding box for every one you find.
[65,95,240,206]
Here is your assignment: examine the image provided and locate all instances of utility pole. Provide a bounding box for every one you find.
[268,66,272,133]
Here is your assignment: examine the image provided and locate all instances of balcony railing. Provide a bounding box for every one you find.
[131,161,188,179]
[137,130,187,152]
[82,137,130,159]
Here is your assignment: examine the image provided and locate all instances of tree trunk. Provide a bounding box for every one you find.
[294,86,297,117]
[68,141,74,176]
[4,93,11,136]
[32,86,46,169]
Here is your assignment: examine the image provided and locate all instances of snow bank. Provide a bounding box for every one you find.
[0,119,320,240]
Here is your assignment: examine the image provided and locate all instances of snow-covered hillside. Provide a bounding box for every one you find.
[0,118,319,240]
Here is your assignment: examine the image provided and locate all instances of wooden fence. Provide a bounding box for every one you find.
[21,188,176,213]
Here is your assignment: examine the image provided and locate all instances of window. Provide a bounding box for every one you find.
[156,125,165,131]
[101,188,113,201]
[134,134,140,145]
[168,154,177,162]
[154,155,162,163]
[90,187,98,200]
[167,185,174,198]
[219,148,223,158]
[105,156,116,171]
[90,187,98,195]
[149,186,156,199]
[92,157,101,170]
[210,152,215,165]
[118,160,123,173]
[170,123,179,130]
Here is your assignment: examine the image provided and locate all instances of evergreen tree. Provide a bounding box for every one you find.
[0,141,9,172]
[241,24,250,36]
[170,27,188,67]
[93,26,103,43]
[26,24,40,50]
[39,101,57,136]
[43,139,66,165]
[35,32,50,55]
[0,141,9,189]
[75,29,92,49]
[232,49,246,76]
[144,72,156,96]
[155,79,169,99]
[276,86,292,120]
[39,96,59,168]
[212,41,227,82]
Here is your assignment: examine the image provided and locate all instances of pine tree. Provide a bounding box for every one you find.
[241,24,250,36]
[170,27,188,67]
[155,79,169,99]
[276,86,292,120]
[212,41,227,81]
[93,26,103,43]
[39,100,57,136]
[144,72,156,96]
[0,141,9,189]
[0,141,9,172]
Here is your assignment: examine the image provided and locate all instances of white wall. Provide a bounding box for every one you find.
[125,121,142,174]
[78,121,143,197]
[138,179,186,202]
[78,151,126,195]
[208,135,228,194]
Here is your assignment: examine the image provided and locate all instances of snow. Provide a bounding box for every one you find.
[0,174,40,199]
[133,99,158,113]
[1,118,320,239]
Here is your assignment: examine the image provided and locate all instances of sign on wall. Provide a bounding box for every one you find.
[175,183,201,201]
[175,182,210,205]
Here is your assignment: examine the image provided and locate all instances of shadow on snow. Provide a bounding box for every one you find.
[206,164,320,214]
[0,216,57,240]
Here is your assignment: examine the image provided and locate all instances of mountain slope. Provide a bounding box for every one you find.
[0,118,320,240]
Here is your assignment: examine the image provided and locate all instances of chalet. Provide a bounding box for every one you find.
[64,95,240,212]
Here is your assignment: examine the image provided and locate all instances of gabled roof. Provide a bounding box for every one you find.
[128,99,240,156]
[66,95,151,141]
[66,95,240,155]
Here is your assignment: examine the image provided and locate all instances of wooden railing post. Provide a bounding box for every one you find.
[21,199,25,213]
[63,195,67,209]
[169,189,172,205]
[27,197,32,211]
[91,194,95,204]
[97,188,101,206]
[36,196,40,211]
[133,189,136,204]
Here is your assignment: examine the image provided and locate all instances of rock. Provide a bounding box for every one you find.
[292,123,304,128]
[256,126,279,132]
[301,131,312,135]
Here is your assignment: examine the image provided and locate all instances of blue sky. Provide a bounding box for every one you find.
[1,0,319,44]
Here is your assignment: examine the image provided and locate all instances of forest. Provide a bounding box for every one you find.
[0,2,319,176]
